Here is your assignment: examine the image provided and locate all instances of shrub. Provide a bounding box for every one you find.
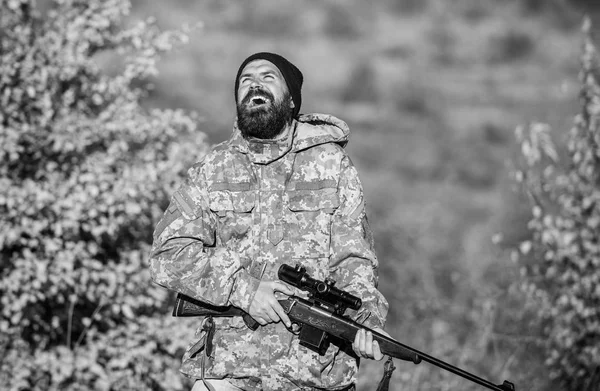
[393,81,431,115]
[231,2,300,37]
[517,0,580,30]
[385,0,429,15]
[487,29,535,63]
[0,0,205,389]
[341,61,379,103]
[427,10,457,65]
[512,19,600,390]
[323,4,362,39]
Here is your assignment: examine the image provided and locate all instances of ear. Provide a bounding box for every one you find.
[289,98,295,109]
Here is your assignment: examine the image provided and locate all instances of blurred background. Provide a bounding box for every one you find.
[2,0,600,390]
[130,0,597,388]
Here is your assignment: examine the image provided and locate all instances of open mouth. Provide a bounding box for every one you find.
[249,96,271,107]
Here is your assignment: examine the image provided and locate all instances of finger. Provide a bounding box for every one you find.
[364,330,374,358]
[373,340,383,361]
[355,329,366,357]
[272,301,292,328]
[255,316,268,326]
[264,306,280,323]
[360,329,369,357]
[352,330,362,356]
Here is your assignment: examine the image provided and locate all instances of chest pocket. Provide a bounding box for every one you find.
[286,186,339,259]
[209,190,256,245]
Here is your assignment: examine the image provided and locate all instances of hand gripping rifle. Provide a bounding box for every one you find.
[173,264,516,391]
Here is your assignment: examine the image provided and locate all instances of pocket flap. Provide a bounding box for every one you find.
[209,190,232,211]
[288,187,339,212]
[231,191,256,212]
[209,191,255,212]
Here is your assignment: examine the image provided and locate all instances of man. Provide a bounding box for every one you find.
[149,52,389,391]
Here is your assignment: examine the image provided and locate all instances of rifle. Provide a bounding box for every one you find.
[173,264,516,391]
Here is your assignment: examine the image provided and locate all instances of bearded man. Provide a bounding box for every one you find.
[149,52,389,391]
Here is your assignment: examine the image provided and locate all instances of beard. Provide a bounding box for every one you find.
[236,89,293,140]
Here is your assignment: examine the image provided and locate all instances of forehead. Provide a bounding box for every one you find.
[239,59,283,78]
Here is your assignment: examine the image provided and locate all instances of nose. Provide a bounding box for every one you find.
[249,80,262,90]
[247,84,265,98]
[247,75,265,89]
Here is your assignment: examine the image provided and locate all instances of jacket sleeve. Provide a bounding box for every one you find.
[329,155,389,330]
[148,165,260,311]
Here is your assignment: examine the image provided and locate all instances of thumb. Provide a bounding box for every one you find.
[273,281,296,296]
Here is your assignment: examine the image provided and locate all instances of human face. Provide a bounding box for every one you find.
[236,60,295,139]
[236,59,294,112]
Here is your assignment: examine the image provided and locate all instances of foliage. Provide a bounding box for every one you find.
[0,0,205,389]
[341,61,379,103]
[385,0,429,15]
[229,2,300,37]
[487,29,535,64]
[323,4,363,39]
[513,18,600,390]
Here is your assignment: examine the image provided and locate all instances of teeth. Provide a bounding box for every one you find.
[252,96,269,104]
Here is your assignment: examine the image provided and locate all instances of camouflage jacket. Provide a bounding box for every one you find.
[149,113,388,391]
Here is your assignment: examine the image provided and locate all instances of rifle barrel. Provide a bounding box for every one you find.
[382,338,514,391]
[280,298,515,391]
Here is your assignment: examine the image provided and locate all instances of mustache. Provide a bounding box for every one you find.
[242,88,274,104]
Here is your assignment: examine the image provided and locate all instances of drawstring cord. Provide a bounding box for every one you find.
[196,317,216,391]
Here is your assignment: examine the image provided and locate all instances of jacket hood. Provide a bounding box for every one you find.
[229,113,350,164]
[292,113,349,152]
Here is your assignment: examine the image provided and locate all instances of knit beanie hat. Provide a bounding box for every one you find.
[234,52,303,118]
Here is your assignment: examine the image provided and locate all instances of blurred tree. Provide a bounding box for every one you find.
[0,0,205,389]
[513,18,600,391]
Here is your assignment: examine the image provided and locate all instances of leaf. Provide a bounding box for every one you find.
[121,304,135,319]
[519,241,532,255]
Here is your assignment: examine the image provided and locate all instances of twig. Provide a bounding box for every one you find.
[67,293,77,348]
[75,297,105,348]
[498,345,521,382]
[490,331,543,344]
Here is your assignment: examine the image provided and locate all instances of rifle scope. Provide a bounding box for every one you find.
[278,264,362,311]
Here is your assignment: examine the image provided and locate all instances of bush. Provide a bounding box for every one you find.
[0,0,205,389]
[230,2,300,37]
[323,4,362,39]
[487,29,535,64]
[512,19,600,390]
[393,81,431,115]
[341,61,379,103]
[385,0,429,15]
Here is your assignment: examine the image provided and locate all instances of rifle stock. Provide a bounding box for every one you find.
[173,293,258,329]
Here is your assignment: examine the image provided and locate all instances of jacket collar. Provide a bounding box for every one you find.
[229,113,350,164]
[230,120,296,164]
